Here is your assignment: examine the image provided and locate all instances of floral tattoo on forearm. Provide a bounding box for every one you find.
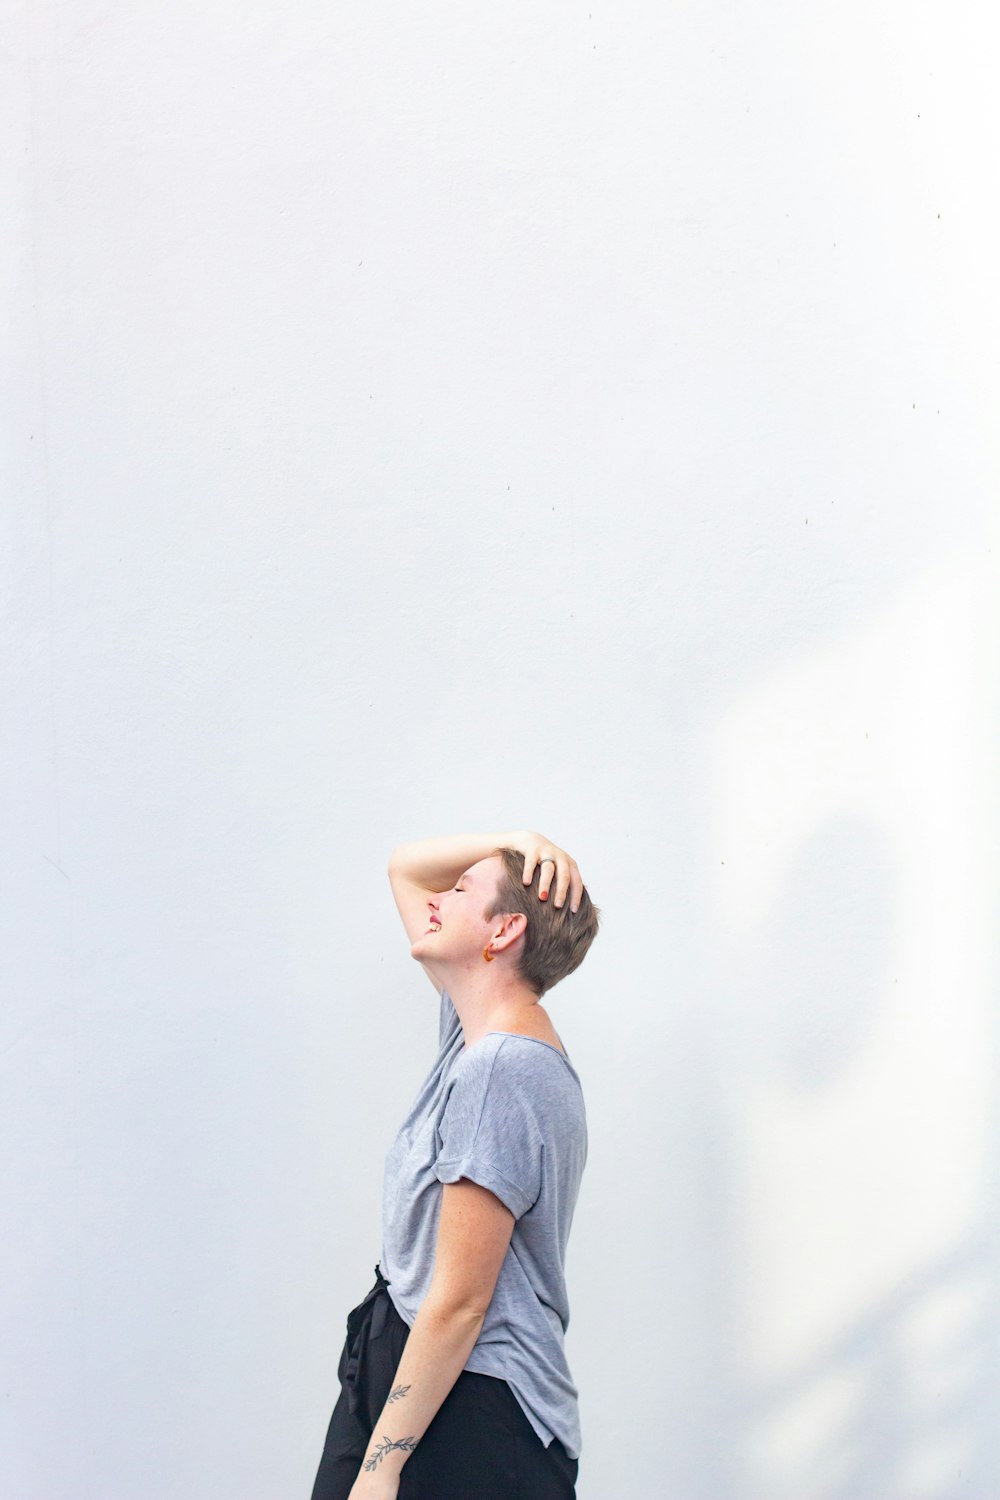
[363,1433,418,1471]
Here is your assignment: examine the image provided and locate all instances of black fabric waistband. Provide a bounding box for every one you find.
[342,1264,394,1416]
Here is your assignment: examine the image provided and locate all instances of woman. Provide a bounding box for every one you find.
[309,827,601,1500]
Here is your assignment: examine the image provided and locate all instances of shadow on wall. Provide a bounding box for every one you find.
[726,814,1000,1499]
[695,551,999,1499]
[739,1232,1000,1500]
[753,814,896,1091]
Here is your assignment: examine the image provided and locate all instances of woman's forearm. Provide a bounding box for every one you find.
[387,830,526,890]
[354,1292,487,1485]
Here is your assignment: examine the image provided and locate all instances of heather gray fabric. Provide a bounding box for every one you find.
[380,984,588,1459]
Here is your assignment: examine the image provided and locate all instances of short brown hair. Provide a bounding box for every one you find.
[481,847,601,997]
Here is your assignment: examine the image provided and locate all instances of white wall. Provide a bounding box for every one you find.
[3,3,997,1497]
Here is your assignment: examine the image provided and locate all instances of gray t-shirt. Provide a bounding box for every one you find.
[380,984,588,1459]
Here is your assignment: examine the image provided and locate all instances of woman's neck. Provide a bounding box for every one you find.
[445,974,544,1051]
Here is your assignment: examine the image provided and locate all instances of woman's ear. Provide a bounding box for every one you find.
[493,911,528,949]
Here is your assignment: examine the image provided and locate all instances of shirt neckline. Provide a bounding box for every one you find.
[486,1030,571,1062]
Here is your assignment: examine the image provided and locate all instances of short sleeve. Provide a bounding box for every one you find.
[434,1042,543,1219]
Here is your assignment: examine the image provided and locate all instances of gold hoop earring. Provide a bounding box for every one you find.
[483,944,496,962]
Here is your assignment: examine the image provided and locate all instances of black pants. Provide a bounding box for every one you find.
[310,1264,579,1499]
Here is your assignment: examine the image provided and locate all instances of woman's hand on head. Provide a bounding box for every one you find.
[515,833,585,914]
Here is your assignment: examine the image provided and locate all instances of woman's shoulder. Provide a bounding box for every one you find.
[484,1034,580,1094]
[450,1031,585,1133]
